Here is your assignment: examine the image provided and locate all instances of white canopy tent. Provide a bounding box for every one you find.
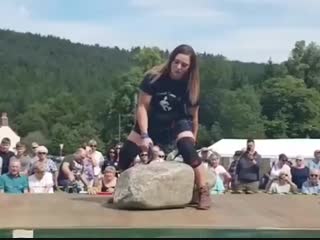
[207,138,320,160]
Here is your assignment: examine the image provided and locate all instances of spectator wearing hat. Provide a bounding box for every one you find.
[291,155,310,190]
[29,145,58,189]
[307,150,320,171]
[199,147,213,168]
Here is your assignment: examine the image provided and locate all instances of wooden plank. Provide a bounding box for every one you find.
[0,193,319,230]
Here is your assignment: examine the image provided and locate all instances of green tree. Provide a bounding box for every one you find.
[261,76,320,138]
[286,41,320,89]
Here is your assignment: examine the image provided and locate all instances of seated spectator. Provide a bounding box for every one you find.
[89,166,118,194]
[0,156,2,174]
[208,153,231,189]
[307,150,320,171]
[265,154,291,190]
[267,171,297,194]
[57,148,87,192]
[301,169,320,195]
[150,147,166,163]
[28,162,54,193]
[10,142,32,176]
[234,139,261,193]
[0,159,28,194]
[29,146,58,188]
[291,156,309,190]
[210,175,225,195]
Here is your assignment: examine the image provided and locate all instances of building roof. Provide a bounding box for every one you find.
[0,126,20,151]
[208,138,320,159]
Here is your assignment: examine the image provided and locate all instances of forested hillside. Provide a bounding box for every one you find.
[1,29,320,154]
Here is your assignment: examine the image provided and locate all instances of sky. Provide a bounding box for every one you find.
[0,0,319,63]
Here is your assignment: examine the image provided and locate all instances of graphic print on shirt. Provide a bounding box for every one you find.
[159,96,172,111]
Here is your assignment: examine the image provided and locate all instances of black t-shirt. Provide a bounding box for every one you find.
[291,166,309,189]
[0,150,15,174]
[139,74,197,126]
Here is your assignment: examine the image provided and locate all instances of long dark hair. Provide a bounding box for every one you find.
[146,44,200,105]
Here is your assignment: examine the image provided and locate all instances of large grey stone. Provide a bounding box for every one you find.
[113,162,195,210]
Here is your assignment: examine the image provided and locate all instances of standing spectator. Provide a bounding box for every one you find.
[28,161,54,193]
[83,146,95,188]
[291,156,309,190]
[228,150,243,190]
[307,150,320,171]
[10,142,32,176]
[89,139,104,178]
[30,142,39,162]
[235,139,261,193]
[102,147,118,171]
[115,143,122,162]
[0,159,28,194]
[0,137,15,174]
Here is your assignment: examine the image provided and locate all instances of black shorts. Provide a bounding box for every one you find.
[134,119,193,150]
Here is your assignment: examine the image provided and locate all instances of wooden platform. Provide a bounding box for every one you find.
[1,193,320,238]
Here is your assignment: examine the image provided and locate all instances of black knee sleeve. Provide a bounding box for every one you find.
[118,140,141,171]
[176,137,202,168]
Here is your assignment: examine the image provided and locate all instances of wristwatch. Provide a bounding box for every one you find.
[141,133,149,139]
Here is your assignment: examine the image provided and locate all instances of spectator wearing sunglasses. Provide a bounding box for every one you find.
[102,147,118,172]
[301,169,320,195]
[150,150,166,164]
[267,171,297,194]
[88,139,104,178]
[29,146,58,189]
[265,154,291,190]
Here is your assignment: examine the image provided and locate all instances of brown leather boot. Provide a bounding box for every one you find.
[190,187,199,205]
[197,184,211,210]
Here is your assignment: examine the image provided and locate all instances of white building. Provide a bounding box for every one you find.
[0,112,20,151]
